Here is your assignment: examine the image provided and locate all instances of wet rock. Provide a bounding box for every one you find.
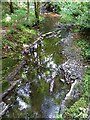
[17,83,31,97]
[59,59,83,84]
[60,79,65,83]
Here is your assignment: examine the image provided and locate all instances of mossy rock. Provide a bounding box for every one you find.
[1,80,10,93]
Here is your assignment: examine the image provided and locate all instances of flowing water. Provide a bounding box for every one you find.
[2,13,72,119]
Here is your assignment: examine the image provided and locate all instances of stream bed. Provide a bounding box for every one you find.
[2,13,84,119]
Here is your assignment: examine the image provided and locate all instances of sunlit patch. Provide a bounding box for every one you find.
[47,60,57,69]
[5,15,11,22]
[17,83,31,97]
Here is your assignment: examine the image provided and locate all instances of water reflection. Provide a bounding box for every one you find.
[40,13,60,33]
[41,97,59,118]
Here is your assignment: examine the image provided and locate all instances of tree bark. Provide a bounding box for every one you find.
[10,0,14,13]
[34,1,40,25]
[27,0,30,21]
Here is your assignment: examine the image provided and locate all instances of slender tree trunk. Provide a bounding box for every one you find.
[10,0,14,13]
[27,0,29,21]
[34,1,40,25]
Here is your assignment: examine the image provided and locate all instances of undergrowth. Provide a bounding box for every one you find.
[77,39,90,62]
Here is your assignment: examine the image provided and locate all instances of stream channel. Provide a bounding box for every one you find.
[2,13,84,119]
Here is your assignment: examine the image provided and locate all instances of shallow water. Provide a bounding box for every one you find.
[2,37,70,119]
[2,13,71,119]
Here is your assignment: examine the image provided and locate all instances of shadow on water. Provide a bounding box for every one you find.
[2,13,70,119]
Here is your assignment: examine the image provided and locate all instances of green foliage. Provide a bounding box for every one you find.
[2,37,16,49]
[16,24,27,31]
[83,67,90,102]
[77,39,90,61]
[55,2,90,29]
[77,39,90,102]
[37,80,49,95]
[9,29,17,34]
[64,97,88,119]
[29,29,37,36]
[2,23,37,50]
[56,113,63,120]
[2,3,44,50]
[2,6,39,47]
[2,9,27,27]
[17,28,37,44]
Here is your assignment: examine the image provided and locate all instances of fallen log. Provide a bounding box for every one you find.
[6,60,26,82]
[1,80,20,100]
[28,31,55,48]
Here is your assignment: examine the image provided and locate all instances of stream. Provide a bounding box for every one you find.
[2,13,84,119]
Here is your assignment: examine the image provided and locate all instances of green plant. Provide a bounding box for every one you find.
[56,113,63,120]
[83,67,90,102]
[77,39,90,61]
[16,24,26,31]
[54,2,90,29]
[64,97,88,119]
[2,37,16,49]
[64,66,90,119]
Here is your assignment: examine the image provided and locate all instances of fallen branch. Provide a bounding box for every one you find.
[65,80,79,100]
[59,80,82,115]
[0,102,9,117]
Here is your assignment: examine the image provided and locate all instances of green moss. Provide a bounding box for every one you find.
[2,53,21,79]
[1,80,10,93]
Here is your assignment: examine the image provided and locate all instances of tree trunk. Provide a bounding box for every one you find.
[27,0,29,20]
[34,1,40,25]
[10,0,14,13]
